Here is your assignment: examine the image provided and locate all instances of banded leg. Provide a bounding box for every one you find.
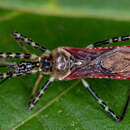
[29,74,43,102]
[0,72,21,86]
[13,32,47,52]
[81,79,130,122]
[0,69,40,87]
[28,77,54,110]
[0,52,38,60]
[0,69,39,82]
[0,61,19,85]
[0,77,9,86]
[0,72,23,80]
[86,35,130,48]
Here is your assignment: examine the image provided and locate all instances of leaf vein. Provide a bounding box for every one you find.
[11,80,80,130]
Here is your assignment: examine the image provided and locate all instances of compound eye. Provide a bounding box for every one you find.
[42,58,52,72]
[44,58,49,63]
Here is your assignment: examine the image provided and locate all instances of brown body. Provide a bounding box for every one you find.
[40,46,130,80]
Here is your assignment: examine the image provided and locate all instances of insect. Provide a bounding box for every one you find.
[0,32,129,122]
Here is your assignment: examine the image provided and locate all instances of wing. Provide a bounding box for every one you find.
[64,46,130,80]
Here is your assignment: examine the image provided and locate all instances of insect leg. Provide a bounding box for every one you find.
[81,79,129,121]
[29,74,43,102]
[0,60,17,84]
[0,69,39,87]
[0,72,23,85]
[0,77,9,86]
[0,52,38,60]
[12,32,47,52]
[86,35,130,48]
[0,59,16,66]
[0,72,19,87]
[14,38,30,53]
[0,71,25,80]
[28,77,54,110]
[119,93,130,121]
[0,72,14,80]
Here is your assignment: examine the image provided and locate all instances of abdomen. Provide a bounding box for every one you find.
[63,46,130,80]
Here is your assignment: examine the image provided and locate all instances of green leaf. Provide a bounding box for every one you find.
[0,0,130,20]
[0,2,129,130]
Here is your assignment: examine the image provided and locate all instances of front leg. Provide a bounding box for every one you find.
[12,32,47,53]
[86,35,130,48]
[28,77,54,110]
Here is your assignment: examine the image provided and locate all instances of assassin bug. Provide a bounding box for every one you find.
[0,32,129,122]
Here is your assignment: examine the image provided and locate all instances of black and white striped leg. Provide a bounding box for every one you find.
[0,52,38,60]
[0,72,14,80]
[81,79,129,121]
[0,72,23,81]
[12,32,47,52]
[0,69,38,83]
[0,77,9,86]
[86,35,130,48]
[0,67,14,85]
[28,77,55,110]
[0,72,23,87]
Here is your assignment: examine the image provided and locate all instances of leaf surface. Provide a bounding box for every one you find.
[0,0,130,20]
[0,2,129,130]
